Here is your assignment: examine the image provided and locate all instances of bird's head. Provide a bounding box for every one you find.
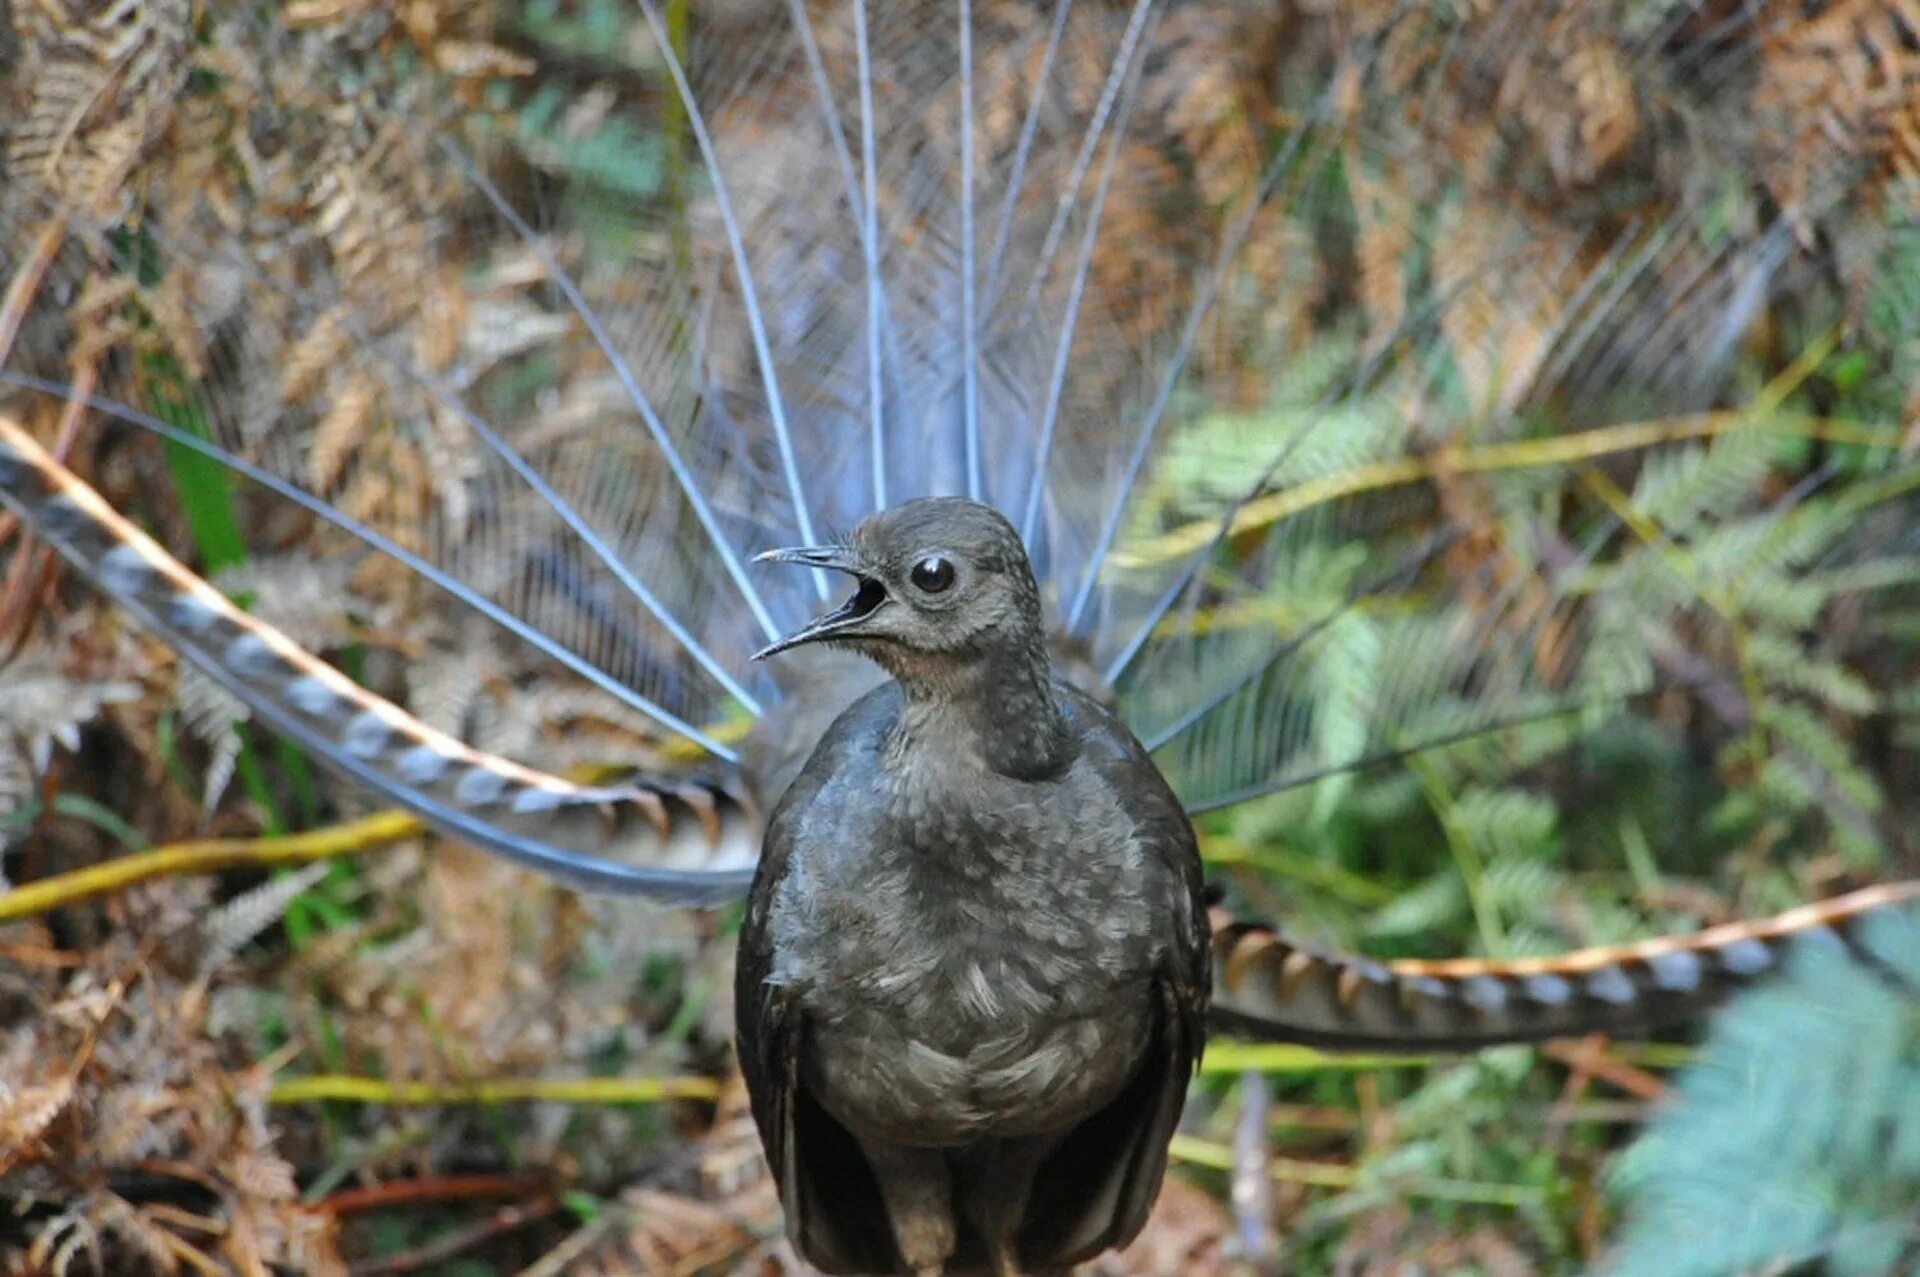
[752,498,1046,681]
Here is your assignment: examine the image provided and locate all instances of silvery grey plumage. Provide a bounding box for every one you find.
[738,498,1207,1276]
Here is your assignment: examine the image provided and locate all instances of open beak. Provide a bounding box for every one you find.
[751,546,889,660]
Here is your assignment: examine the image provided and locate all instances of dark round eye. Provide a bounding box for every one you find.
[910,555,955,594]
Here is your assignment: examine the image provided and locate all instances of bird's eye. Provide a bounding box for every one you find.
[910,555,956,594]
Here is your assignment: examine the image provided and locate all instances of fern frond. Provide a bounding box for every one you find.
[1605,906,1920,1277]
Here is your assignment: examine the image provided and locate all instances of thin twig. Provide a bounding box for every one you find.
[270,1074,722,1107]
[157,1229,227,1277]
[0,939,84,966]
[1542,1036,1668,1102]
[1111,408,1897,571]
[0,812,423,921]
[515,1212,621,1277]
[0,355,96,666]
[348,1196,559,1276]
[318,1174,553,1217]
[0,216,66,367]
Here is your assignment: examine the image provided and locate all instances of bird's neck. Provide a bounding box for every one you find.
[890,636,1069,780]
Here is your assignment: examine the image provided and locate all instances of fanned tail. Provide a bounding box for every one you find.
[3,1,1917,1058]
[7,0,1911,817]
[1212,885,1920,1050]
[18,391,1908,1049]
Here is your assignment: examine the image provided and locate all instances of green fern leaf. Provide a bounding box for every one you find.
[1604,906,1920,1277]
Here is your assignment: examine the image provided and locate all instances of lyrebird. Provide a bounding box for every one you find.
[2,1,1917,1272]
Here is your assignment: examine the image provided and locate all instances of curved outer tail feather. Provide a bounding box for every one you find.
[0,415,757,904]
[1211,883,1920,1049]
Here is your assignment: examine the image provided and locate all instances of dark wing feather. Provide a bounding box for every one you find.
[735,693,902,1275]
[733,842,796,1205]
[1010,689,1211,1268]
[1064,683,1213,1006]
[1017,973,1205,1268]
[732,945,897,1274]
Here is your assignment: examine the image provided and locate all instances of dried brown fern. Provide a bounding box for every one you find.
[0,920,346,1275]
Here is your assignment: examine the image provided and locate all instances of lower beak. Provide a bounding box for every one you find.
[751,546,887,660]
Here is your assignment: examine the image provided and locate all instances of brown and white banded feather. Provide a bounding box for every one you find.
[0,414,758,903]
[1210,882,1920,1049]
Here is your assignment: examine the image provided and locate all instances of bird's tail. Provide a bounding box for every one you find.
[5,0,1912,818]
[4,407,1917,1047]
[2,1,1918,1046]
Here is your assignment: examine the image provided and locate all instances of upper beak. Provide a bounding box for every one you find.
[751,545,888,661]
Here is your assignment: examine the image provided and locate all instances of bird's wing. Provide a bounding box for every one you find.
[1000,691,1208,1266]
[1014,969,1206,1268]
[1063,684,1212,964]
[734,695,905,1274]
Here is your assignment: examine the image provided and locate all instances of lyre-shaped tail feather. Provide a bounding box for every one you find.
[0,416,756,904]
[1211,884,1920,1050]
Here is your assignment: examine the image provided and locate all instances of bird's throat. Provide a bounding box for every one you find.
[889,638,1069,781]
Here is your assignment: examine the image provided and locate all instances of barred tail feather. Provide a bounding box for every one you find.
[1211,884,1920,1050]
[0,415,756,904]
